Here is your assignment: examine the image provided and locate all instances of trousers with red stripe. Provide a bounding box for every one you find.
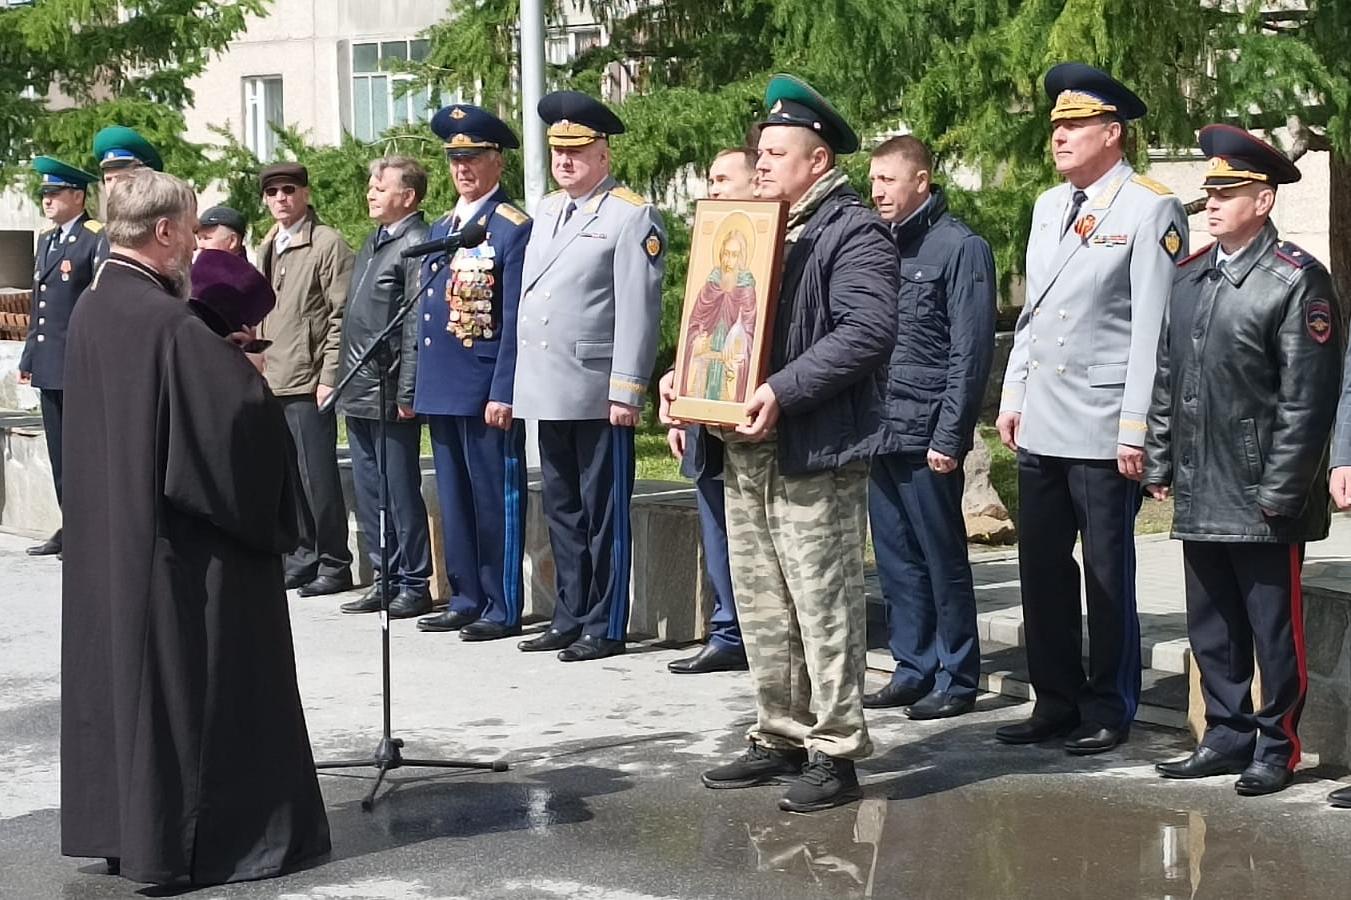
[1184,541,1308,770]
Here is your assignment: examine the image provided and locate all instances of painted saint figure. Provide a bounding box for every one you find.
[683,218,757,402]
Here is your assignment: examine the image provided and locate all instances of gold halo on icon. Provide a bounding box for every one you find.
[711,211,755,270]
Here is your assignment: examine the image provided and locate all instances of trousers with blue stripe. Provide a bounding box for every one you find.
[428,415,527,626]
[537,420,634,641]
[1016,452,1142,730]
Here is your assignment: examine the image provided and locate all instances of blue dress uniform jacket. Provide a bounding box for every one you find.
[413,190,533,627]
[414,188,533,415]
[514,177,666,419]
[1001,162,1187,458]
[20,214,103,389]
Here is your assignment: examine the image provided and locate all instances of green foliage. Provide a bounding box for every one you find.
[0,0,267,197]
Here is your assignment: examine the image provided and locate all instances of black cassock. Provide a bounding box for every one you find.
[60,255,331,886]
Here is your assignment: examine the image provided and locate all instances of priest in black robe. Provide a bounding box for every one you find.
[60,168,331,886]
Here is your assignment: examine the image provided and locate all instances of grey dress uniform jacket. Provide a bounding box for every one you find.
[1144,224,1343,542]
[513,176,666,420]
[1001,161,1187,459]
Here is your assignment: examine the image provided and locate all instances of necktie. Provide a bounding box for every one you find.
[449,214,461,233]
[1063,190,1088,237]
[376,226,389,243]
[562,201,576,225]
[48,231,61,256]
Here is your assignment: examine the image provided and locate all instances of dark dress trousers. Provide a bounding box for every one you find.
[413,189,532,625]
[335,213,433,591]
[19,213,103,504]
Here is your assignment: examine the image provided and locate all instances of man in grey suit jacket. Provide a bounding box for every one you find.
[513,90,666,662]
[995,63,1187,754]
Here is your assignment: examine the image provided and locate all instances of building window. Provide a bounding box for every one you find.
[243,76,284,162]
[546,25,604,67]
[350,39,433,142]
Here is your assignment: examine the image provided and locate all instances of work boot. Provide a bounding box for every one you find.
[701,741,806,789]
[778,751,861,812]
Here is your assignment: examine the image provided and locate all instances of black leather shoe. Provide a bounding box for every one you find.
[284,571,314,591]
[1156,746,1250,779]
[460,619,521,641]
[1064,723,1128,756]
[1235,761,1294,796]
[995,714,1079,745]
[388,589,433,619]
[862,681,930,709]
[340,585,385,614]
[558,634,626,662]
[702,742,807,789]
[518,627,582,652]
[105,857,120,876]
[297,571,354,597]
[668,642,749,674]
[418,609,478,632]
[26,530,61,556]
[778,752,862,812]
[905,692,975,721]
[1328,785,1351,808]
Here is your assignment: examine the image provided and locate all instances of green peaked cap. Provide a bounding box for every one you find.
[761,74,859,154]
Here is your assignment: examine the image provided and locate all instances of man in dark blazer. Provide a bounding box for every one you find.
[17,156,103,557]
[412,105,533,641]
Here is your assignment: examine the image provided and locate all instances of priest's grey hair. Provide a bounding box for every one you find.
[105,169,197,248]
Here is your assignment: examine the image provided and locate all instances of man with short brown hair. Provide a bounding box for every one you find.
[256,162,356,597]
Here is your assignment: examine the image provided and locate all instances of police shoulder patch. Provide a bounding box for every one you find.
[610,186,647,207]
[495,203,529,226]
[1131,174,1174,196]
[1306,298,1334,344]
[1159,222,1184,260]
[82,219,103,233]
[1275,241,1317,269]
[643,225,663,261]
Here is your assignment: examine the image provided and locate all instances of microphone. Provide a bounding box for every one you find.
[400,221,488,259]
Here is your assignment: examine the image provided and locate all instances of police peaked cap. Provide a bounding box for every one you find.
[1198,124,1301,189]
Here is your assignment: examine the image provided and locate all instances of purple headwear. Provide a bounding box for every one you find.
[190,249,275,332]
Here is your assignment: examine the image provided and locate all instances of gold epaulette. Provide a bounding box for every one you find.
[496,203,529,226]
[83,219,103,233]
[609,186,648,207]
[1131,174,1174,196]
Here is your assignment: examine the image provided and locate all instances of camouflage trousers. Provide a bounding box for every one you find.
[723,439,873,760]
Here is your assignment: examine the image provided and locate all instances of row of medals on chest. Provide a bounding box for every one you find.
[447,242,496,348]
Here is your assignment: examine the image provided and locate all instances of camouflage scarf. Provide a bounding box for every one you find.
[785,167,850,242]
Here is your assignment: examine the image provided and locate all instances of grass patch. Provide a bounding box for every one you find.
[977,425,1173,536]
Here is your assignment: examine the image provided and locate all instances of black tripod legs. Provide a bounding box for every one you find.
[318,736,508,810]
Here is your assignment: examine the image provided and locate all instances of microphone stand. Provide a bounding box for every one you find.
[314,284,507,811]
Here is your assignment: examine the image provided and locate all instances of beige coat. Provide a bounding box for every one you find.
[256,207,356,396]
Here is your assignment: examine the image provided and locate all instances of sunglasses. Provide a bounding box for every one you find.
[264,184,299,198]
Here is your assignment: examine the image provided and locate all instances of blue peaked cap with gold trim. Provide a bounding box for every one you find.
[33,156,96,193]
[431,104,520,158]
[1045,63,1147,124]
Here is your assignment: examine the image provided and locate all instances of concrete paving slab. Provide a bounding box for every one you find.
[3,531,1351,899]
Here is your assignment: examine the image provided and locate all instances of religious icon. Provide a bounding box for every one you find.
[670,199,787,427]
